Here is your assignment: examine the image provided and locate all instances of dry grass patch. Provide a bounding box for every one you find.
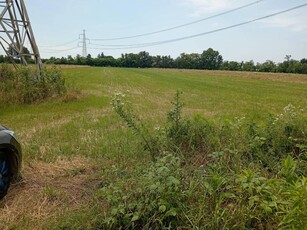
[82,89,104,97]
[184,108,217,118]
[153,68,307,84]
[57,65,90,69]
[60,91,81,103]
[18,116,75,143]
[0,157,99,229]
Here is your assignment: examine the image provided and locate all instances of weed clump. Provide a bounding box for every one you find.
[107,91,307,229]
[0,64,67,104]
[112,92,162,161]
[99,154,186,229]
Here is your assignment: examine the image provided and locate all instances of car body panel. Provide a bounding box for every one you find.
[0,125,22,179]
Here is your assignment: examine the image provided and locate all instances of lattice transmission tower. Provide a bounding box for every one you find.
[0,0,42,71]
[79,29,88,57]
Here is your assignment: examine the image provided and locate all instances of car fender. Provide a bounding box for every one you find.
[0,131,22,179]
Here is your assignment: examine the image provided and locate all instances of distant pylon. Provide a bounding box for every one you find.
[79,29,88,57]
[0,0,42,71]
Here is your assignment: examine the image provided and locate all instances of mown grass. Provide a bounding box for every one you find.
[0,67,306,229]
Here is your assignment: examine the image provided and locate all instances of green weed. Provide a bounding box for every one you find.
[99,154,187,229]
[109,90,306,229]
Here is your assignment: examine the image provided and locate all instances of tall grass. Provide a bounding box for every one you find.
[0,64,66,104]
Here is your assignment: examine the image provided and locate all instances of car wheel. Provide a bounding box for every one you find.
[0,152,11,199]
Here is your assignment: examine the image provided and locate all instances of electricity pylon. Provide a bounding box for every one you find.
[79,29,89,57]
[0,0,42,71]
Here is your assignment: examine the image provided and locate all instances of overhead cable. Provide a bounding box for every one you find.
[91,0,266,41]
[39,39,79,48]
[40,46,79,53]
[87,3,307,50]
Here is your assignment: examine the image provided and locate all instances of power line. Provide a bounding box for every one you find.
[39,39,79,48]
[89,42,143,47]
[40,3,307,55]
[40,46,79,53]
[91,0,266,41]
[87,3,307,50]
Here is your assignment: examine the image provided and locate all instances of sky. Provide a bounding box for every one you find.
[13,0,307,62]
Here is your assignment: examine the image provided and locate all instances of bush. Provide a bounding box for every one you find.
[109,91,307,229]
[0,64,67,104]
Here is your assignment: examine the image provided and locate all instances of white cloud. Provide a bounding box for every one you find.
[181,0,248,15]
[261,13,307,32]
[187,0,231,12]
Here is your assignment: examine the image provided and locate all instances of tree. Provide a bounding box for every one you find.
[300,58,307,64]
[75,54,86,65]
[175,53,196,69]
[258,60,276,72]
[0,55,5,63]
[161,55,174,68]
[97,52,105,58]
[231,61,241,71]
[242,60,256,72]
[60,57,67,64]
[120,53,139,68]
[7,45,32,63]
[67,55,74,64]
[86,54,93,65]
[285,55,291,62]
[200,48,223,70]
[152,55,162,68]
[138,51,152,68]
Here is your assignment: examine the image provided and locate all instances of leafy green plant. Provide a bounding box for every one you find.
[100,154,187,229]
[278,176,307,229]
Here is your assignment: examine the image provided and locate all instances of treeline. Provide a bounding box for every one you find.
[43,48,307,74]
[1,48,306,74]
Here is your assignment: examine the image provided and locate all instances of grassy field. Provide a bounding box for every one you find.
[0,67,306,229]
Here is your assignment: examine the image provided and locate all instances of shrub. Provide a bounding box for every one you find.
[0,64,67,104]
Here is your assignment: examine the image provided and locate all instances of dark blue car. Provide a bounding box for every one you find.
[0,125,22,199]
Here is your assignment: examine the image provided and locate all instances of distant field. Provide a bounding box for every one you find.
[0,67,306,229]
[64,67,307,117]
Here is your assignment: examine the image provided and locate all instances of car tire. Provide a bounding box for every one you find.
[0,151,11,199]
